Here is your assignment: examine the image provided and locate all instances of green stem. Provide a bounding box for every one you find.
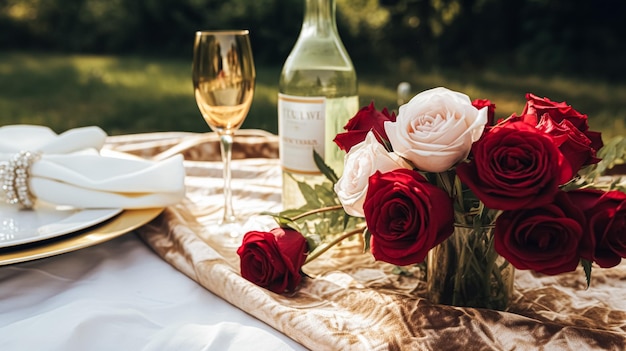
[482,228,496,300]
[452,230,466,306]
[304,225,366,265]
[291,204,344,222]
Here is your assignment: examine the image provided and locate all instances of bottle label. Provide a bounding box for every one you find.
[278,94,326,174]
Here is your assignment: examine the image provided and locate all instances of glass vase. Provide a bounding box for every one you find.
[426,224,515,310]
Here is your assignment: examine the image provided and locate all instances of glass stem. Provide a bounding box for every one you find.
[220,133,236,224]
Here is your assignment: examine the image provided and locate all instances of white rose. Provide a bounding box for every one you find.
[334,131,411,217]
[384,87,488,172]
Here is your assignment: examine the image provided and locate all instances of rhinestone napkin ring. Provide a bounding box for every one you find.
[0,151,41,209]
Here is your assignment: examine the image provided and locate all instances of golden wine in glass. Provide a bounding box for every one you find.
[192,30,255,242]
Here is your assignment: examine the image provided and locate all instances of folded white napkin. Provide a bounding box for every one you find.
[0,125,185,209]
[0,124,107,156]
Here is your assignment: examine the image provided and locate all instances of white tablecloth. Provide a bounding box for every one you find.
[2,130,626,350]
[0,233,305,351]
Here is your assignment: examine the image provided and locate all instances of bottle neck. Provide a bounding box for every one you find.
[301,0,338,37]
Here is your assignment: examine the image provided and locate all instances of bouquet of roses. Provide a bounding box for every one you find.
[237,86,626,296]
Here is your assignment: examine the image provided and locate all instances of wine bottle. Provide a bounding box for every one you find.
[278,0,359,210]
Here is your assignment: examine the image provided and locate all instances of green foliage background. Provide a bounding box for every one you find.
[2,0,625,79]
[0,0,625,138]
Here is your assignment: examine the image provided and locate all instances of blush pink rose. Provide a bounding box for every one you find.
[384,87,488,172]
[334,131,411,217]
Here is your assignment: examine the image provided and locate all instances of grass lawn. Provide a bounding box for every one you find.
[1,52,625,141]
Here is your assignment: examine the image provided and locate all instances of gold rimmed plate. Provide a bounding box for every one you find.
[0,205,123,248]
[0,207,164,266]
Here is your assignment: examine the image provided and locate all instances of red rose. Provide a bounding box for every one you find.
[363,169,454,266]
[472,99,496,126]
[521,93,603,154]
[494,191,585,275]
[568,189,626,268]
[457,121,569,211]
[334,101,396,152]
[535,115,601,176]
[237,227,308,293]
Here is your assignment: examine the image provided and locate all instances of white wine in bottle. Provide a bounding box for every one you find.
[278,0,358,210]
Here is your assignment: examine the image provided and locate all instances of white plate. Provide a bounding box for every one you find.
[0,204,122,248]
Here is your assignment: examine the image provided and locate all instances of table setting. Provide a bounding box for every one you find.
[2,10,626,351]
[0,126,303,351]
[0,28,305,351]
[133,88,626,350]
[2,107,626,350]
[0,124,184,265]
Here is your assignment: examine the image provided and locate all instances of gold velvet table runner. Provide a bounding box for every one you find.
[105,131,626,351]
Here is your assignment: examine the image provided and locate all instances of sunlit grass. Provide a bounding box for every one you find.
[385,68,626,139]
[1,52,625,140]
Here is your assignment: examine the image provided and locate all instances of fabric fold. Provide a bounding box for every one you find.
[0,125,107,156]
[0,125,185,209]
[121,131,626,351]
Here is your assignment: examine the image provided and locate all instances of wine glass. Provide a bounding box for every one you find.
[192,30,256,243]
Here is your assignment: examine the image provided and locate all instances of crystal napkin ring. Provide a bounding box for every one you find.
[0,151,41,209]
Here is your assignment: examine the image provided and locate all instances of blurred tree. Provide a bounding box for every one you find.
[0,0,624,79]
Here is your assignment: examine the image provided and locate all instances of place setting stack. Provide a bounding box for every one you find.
[0,124,186,264]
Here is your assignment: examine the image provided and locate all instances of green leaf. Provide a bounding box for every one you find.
[295,180,323,208]
[581,259,592,288]
[371,128,394,152]
[258,211,297,229]
[314,182,339,206]
[272,215,295,227]
[305,234,322,252]
[342,211,352,230]
[279,209,307,218]
[313,149,339,184]
[391,265,412,276]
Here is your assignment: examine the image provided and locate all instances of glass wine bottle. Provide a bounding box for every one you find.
[278,0,359,210]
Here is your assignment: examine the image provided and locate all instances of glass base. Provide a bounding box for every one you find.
[203,214,273,248]
[426,224,515,310]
